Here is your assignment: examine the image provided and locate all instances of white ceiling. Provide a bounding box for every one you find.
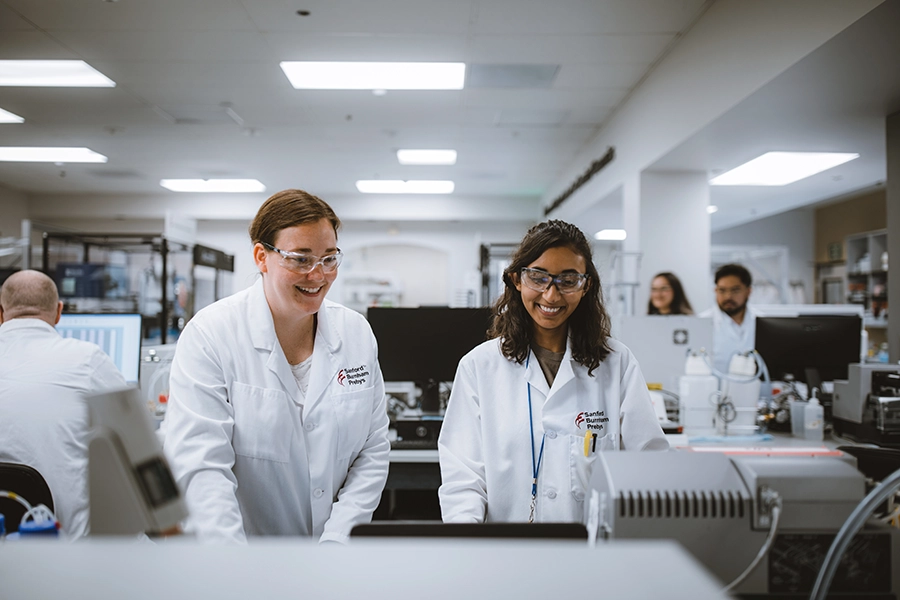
[0,0,711,210]
[651,0,900,232]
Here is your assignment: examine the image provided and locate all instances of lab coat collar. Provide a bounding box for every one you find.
[0,317,58,336]
[551,343,577,396]
[247,278,343,409]
[524,337,577,400]
[247,278,342,355]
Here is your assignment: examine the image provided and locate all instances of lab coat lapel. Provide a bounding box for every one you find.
[304,303,342,412]
[248,278,303,399]
[524,348,550,399]
[548,342,576,400]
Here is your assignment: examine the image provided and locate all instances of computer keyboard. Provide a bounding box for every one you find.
[390,438,438,450]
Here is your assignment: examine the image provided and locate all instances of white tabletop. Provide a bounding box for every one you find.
[1,538,730,600]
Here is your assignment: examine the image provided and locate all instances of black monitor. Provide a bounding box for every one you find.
[351,522,587,540]
[754,315,862,383]
[367,307,493,412]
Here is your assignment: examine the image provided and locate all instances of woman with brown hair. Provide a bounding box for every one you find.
[648,271,694,315]
[438,220,667,525]
[164,189,389,544]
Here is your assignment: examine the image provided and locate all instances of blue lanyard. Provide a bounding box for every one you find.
[526,354,545,502]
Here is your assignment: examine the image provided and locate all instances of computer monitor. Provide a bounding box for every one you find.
[56,313,143,383]
[367,307,493,412]
[611,315,713,392]
[754,315,862,383]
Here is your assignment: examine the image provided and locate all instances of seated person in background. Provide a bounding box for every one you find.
[0,270,127,538]
[647,271,694,315]
[700,263,756,374]
[438,220,668,525]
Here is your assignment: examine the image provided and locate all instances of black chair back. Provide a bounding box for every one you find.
[0,462,55,534]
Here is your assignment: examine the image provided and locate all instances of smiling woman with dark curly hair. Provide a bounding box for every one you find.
[438,220,668,526]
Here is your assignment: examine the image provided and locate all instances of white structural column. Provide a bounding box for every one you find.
[637,172,712,315]
[887,112,900,362]
[610,174,642,316]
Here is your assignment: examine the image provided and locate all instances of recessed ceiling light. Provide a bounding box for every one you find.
[280,62,466,90]
[355,180,455,194]
[709,151,859,186]
[0,107,24,123]
[397,149,457,165]
[707,205,719,214]
[0,147,107,162]
[594,229,627,241]
[160,179,266,193]
[0,60,115,87]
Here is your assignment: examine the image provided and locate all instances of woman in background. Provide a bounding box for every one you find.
[647,272,694,315]
[438,220,667,525]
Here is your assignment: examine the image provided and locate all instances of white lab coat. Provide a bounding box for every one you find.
[163,278,390,544]
[700,305,757,374]
[438,337,668,524]
[0,318,127,538]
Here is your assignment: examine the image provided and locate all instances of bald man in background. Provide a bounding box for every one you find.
[0,270,126,538]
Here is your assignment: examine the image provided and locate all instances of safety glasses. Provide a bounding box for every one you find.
[519,267,588,295]
[262,242,343,274]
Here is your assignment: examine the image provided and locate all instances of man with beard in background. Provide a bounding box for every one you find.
[700,264,755,374]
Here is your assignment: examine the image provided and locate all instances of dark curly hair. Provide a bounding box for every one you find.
[489,220,612,375]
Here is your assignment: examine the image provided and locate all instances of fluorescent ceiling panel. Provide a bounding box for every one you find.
[397,149,457,165]
[160,179,266,193]
[707,205,719,214]
[356,180,455,194]
[709,151,860,186]
[594,229,627,241]
[0,60,115,87]
[0,107,24,123]
[0,147,107,162]
[280,62,466,90]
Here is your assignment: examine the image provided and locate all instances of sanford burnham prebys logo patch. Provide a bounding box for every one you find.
[337,364,369,387]
[575,410,609,432]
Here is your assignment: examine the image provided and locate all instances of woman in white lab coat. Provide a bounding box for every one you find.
[163,190,390,544]
[438,220,667,524]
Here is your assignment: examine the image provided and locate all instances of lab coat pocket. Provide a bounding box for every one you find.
[231,382,292,462]
[568,431,611,502]
[334,388,374,460]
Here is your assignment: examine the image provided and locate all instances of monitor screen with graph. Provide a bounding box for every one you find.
[56,313,143,383]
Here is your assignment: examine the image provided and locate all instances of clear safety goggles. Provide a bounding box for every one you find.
[262,242,343,274]
[519,267,588,295]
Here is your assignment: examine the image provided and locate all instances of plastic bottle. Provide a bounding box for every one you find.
[804,390,824,441]
[877,343,890,364]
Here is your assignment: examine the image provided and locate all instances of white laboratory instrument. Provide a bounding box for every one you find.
[87,386,187,535]
[586,450,900,597]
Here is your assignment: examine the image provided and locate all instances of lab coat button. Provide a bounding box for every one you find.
[304,422,315,431]
[574,491,585,501]
[313,488,325,498]
[546,430,557,439]
[547,490,557,499]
